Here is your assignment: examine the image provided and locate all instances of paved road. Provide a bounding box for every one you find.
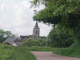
[31,51,80,60]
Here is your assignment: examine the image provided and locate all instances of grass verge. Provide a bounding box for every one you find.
[53,43,80,58]
[0,44,37,60]
[24,45,80,58]
[26,46,54,51]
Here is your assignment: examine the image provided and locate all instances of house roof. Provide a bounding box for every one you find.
[34,22,39,29]
[3,38,18,44]
[16,39,24,42]
[15,39,24,45]
[20,36,29,39]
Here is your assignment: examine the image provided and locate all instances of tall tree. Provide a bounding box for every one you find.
[48,25,74,47]
[31,0,80,45]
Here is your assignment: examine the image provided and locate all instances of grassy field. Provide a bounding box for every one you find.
[0,44,37,60]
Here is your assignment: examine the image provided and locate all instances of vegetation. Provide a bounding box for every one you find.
[53,44,80,58]
[30,0,80,57]
[0,29,16,43]
[26,46,80,58]
[47,26,74,48]
[31,0,80,45]
[37,39,46,46]
[0,44,37,60]
[21,38,41,47]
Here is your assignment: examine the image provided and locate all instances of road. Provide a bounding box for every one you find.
[31,51,80,60]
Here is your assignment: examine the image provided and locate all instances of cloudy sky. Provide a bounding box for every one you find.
[0,0,52,36]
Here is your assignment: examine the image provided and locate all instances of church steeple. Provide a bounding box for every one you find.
[33,22,40,40]
[34,22,39,29]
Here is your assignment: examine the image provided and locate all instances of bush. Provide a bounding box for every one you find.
[37,39,45,46]
[21,38,41,47]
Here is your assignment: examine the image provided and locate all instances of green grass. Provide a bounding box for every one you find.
[0,44,37,60]
[23,45,80,58]
[1,43,80,60]
[26,46,55,51]
[52,43,80,58]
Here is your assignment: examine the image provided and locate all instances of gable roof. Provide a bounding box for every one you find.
[3,38,18,44]
[15,39,24,45]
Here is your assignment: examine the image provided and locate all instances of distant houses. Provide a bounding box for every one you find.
[2,38,18,46]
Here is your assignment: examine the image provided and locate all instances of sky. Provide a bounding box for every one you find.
[0,0,52,36]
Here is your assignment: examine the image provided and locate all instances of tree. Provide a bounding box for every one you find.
[48,26,74,47]
[31,0,80,45]
[4,31,17,38]
[0,29,17,43]
[0,29,6,43]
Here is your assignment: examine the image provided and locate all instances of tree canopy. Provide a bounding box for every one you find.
[0,29,17,43]
[31,0,80,44]
[31,0,80,29]
[47,25,74,47]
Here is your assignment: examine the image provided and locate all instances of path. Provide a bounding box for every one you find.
[31,51,80,60]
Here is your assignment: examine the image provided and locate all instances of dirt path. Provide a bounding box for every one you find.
[31,51,80,60]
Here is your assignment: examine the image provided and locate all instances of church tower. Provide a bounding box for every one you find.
[33,22,40,40]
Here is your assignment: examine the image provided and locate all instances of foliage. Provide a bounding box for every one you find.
[0,44,12,60]
[47,26,74,48]
[21,38,41,47]
[27,46,54,51]
[5,31,17,38]
[0,29,6,43]
[32,0,80,24]
[53,43,80,58]
[37,39,45,46]
[0,35,6,43]
[0,29,17,43]
[0,44,37,60]
[31,0,80,44]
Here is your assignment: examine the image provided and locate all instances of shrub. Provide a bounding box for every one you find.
[37,39,45,46]
[21,38,41,47]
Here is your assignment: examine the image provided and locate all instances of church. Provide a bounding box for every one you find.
[20,22,40,40]
[2,22,44,46]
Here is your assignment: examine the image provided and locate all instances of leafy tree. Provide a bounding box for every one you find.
[0,29,17,43]
[0,29,6,43]
[31,0,80,45]
[0,35,6,43]
[4,31,17,38]
[47,26,74,47]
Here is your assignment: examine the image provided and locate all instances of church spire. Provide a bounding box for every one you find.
[34,22,39,28]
